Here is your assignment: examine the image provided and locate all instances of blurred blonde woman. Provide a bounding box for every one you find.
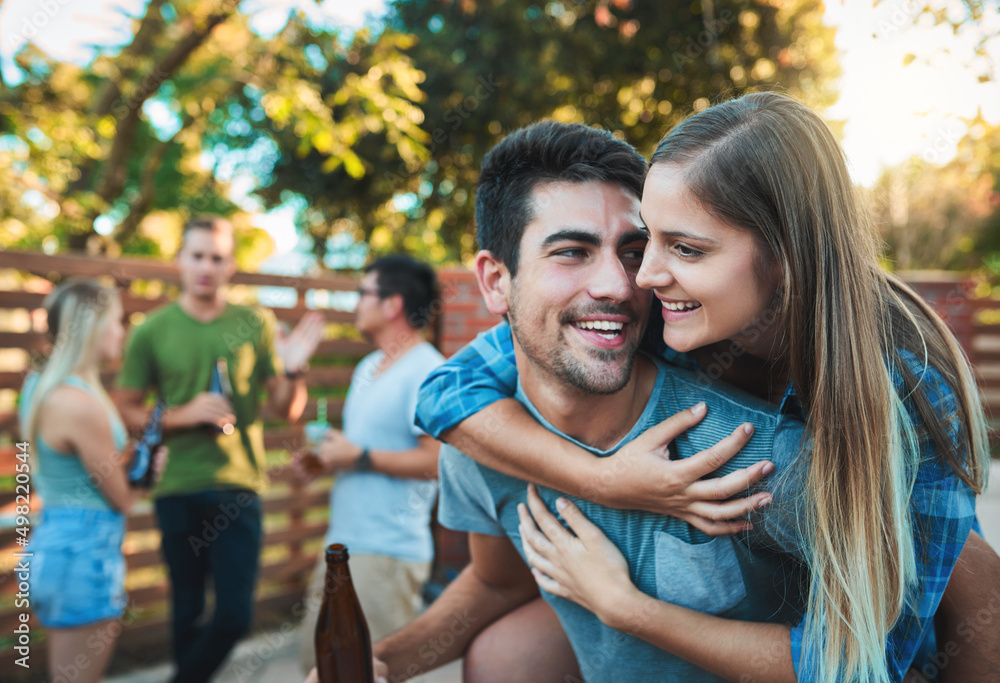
[19,279,165,682]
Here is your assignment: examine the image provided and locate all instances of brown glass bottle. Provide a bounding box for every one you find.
[315,544,375,683]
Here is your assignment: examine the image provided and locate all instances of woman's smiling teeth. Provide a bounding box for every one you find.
[662,301,701,312]
[573,320,624,339]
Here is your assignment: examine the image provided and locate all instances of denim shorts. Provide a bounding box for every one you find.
[29,506,127,628]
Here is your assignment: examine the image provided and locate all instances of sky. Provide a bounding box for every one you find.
[825,1,1000,185]
[1,0,998,253]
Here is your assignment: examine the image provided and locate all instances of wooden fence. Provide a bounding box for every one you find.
[970,297,1000,446]
[903,273,1000,446]
[0,249,374,678]
[0,256,996,680]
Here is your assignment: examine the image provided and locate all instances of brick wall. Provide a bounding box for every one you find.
[437,268,500,356]
[902,271,975,357]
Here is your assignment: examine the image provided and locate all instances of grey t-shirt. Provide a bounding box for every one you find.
[439,354,807,682]
[327,342,444,562]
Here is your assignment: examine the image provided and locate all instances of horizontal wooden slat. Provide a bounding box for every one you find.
[120,518,327,573]
[974,349,1000,364]
[0,250,360,292]
[305,366,355,385]
[3,510,325,554]
[267,398,346,428]
[0,491,38,512]
[269,465,325,485]
[121,582,169,606]
[0,506,327,583]
[126,511,159,533]
[0,403,346,456]
[124,547,164,571]
[0,364,355,391]
[0,289,46,310]
[262,488,329,515]
[119,518,326,572]
[273,307,356,325]
[0,609,37,638]
[0,331,47,352]
[316,338,373,356]
[0,371,27,390]
[0,547,322,632]
[0,527,21,548]
[0,290,358,325]
[0,333,370,358]
[265,520,328,547]
[301,397,346,422]
[0,412,18,433]
[0,440,340,480]
[117,548,318,610]
[0,402,344,439]
[0,289,173,315]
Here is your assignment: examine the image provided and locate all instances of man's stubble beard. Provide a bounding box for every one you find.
[507,286,639,396]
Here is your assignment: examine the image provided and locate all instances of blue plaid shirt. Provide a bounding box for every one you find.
[415,322,979,682]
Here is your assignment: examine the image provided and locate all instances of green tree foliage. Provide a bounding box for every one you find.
[1,0,839,264]
[260,0,839,262]
[878,0,995,83]
[0,0,429,264]
[865,1,999,280]
[870,114,1000,274]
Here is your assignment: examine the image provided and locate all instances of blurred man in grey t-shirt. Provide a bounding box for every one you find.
[295,254,443,675]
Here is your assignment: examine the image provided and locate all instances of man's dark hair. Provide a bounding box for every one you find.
[180,216,233,251]
[365,254,439,330]
[475,121,647,275]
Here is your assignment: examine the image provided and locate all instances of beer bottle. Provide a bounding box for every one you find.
[300,397,329,477]
[315,544,375,683]
[128,400,164,488]
[209,357,235,435]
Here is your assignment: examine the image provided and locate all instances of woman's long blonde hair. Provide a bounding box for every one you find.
[650,92,989,682]
[20,279,121,449]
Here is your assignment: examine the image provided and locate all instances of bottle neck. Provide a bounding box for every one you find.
[323,558,353,594]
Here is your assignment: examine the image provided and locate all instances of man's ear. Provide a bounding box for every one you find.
[225,252,238,279]
[381,293,405,322]
[474,250,510,316]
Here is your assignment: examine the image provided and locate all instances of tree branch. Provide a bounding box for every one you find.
[113,114,197,245]
[6,173,85,220]
[92,0,169,119]
[71,0,168,199]
[94,0,245,204]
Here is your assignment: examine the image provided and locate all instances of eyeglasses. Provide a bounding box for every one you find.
[357,287,384,298]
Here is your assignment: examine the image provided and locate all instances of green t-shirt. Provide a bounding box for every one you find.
[117,302,282,497]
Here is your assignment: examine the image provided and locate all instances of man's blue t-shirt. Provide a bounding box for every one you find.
[326,342,444,563]
[422,323,979,681]
[438,354,808,682]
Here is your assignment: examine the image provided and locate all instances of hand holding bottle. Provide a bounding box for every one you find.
[292,448,328,482]
[128,401,169,487]
[175,392,236,431]
[294,397,330,481]
[209,358,236,435]
[303,397,330,446]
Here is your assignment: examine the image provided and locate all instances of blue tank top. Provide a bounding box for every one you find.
[19,373,128,511]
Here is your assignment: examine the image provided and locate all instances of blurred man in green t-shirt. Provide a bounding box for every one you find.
[117,216,324,683]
